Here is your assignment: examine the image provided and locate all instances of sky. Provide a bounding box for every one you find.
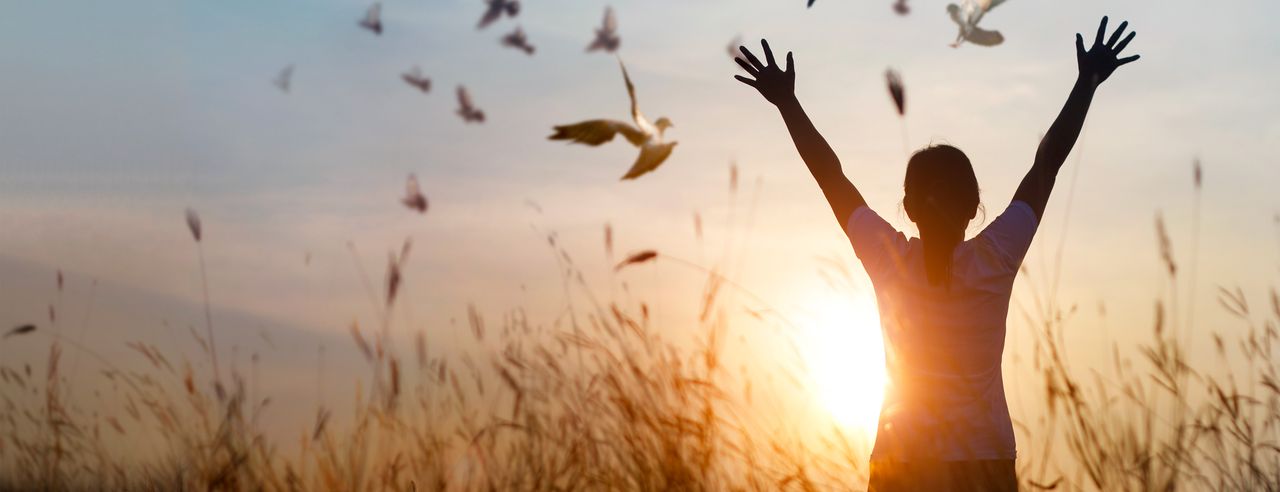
[1,0,1279,459]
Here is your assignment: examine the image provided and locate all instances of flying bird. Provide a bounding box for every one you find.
[893,0,910,15]
[947,0,1006,47]
[586,6,620,53]
[807,0,816,7]
[401,174,428,213]
[549,60,676,180]
[456,86,485,123]
[885,68,905,115]
[273,65,293,93]
[359,3,383,35]
[478,0,520,29]
[402,66,431,93]
[501,26,535,55]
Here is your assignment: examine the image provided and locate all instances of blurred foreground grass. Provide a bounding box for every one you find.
[2,172,1279,491]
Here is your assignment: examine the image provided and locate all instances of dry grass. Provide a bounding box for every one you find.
[2,165,1278,491]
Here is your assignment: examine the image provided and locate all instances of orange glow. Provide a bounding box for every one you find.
[799,291,887,437]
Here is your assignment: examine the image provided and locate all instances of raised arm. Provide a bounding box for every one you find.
[1013,17,1139,220]
[734,40,866,227]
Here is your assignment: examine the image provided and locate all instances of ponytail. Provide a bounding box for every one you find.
[903,145,981,288]
[919,210,965,288]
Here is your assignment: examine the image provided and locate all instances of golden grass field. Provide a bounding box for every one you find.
[2,164,1279,491]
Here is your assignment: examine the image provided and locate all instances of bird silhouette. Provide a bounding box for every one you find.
[947,0,1006,47]
[586,6,620,53]
[807,0,816,8]
[456,86,485,123]
[549,60,676,180]
[478,0,520,29]
[274,65,293,93]
[401,174,428,213]
[402,66,431,93]
[359,3,383,35]
[501,26,535,55]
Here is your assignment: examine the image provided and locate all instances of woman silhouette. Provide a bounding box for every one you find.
[734,17,1138,491]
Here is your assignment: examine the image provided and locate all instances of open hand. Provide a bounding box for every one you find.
[734,39,795,106]
[1077,16,1139,87]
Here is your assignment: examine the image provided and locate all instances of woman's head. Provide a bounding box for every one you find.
[902,144,980,286]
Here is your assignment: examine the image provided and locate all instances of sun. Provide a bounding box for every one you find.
[798,291,887,437]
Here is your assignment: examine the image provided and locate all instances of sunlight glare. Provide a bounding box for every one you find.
[800,292,887,437]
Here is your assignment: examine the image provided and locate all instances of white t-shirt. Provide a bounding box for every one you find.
[846,200,1038,461]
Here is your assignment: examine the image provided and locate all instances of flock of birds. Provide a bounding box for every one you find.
[263,0,1011,210]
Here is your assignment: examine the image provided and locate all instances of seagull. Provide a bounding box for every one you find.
[501,26,535,55]
[359,3,383,35]
[885,68,905,115]
[456,86,485,123]
[402,66,431,93]
[549,60,676,180]
[946,0,1006,47]
[401,174,427,213]
[893,0,910,15]
[586,6,620,53]
[274,65,293,93]
[477,0,519,29]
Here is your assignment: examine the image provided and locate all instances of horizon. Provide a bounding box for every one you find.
[2,0,1279,487]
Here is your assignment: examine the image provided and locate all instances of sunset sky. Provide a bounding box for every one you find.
[1,0,1278,450]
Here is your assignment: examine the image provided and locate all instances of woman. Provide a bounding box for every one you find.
[733,17,1138,491]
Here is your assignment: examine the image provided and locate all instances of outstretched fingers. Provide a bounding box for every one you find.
[733,75,759,88]
[735,57,760,76]
[738,46,766,72]
[1106,20,1129,48]
[785,51,794,74]
[761,39,777,67]
[1117,54,1140,66]
[1113,31,1136,55]
[1094,16,1108,47]
[1075,33,1085,56]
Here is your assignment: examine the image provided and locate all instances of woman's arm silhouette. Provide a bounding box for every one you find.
[735,40,866,227]
[1013,16,1139,220]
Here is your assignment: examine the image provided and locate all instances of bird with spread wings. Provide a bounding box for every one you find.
[358,3,382,35]
[456,86,485,123]
[586,6,620,53]
[477,0,519,29]
[549,60,675,180]
[947,0,1007,47]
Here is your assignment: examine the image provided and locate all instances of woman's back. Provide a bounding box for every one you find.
[848,201,1039,461]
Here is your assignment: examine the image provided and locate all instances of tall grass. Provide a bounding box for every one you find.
[2,165,1278,490]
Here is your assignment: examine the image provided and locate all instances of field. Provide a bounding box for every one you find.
[3,1,1279,490]
[2,164,1278,491]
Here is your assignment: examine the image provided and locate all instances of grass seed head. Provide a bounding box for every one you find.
[615,250,658,271]
[885,68,906,116]
[3,324,36,339]
[184,208,202,242]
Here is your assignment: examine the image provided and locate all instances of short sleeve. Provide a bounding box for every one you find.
[975,200,1040,272]
[845,206,909,281]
